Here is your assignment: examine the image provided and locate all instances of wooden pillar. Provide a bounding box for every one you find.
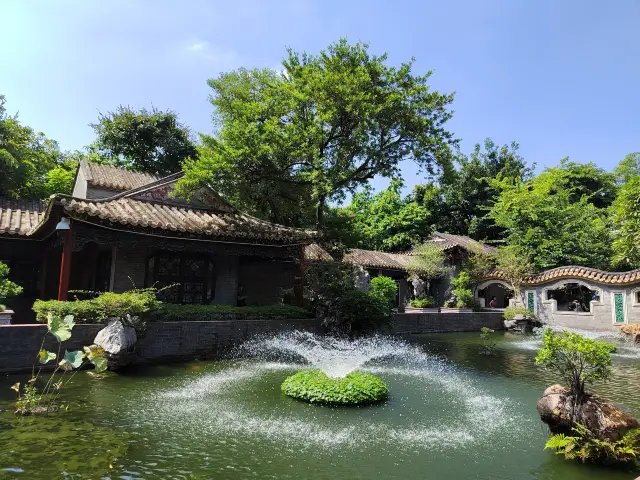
[57,229,74,301]
[295,245,305,307]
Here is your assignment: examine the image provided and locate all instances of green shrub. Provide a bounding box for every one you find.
[504,306,534,320]
[369,276,398,305]
[304,262,393,335]
[545,423,640,464]
[33,289,159,323]
[151,303,308,322]
[410,297,435,308]
[337,288,391,334]
[281,370,388,405]
[0,261,23,310]
[448,271,479,309]
[34,292,308,324]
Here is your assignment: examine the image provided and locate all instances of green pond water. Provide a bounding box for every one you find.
[1,330,639,480]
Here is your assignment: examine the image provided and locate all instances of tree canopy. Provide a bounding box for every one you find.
[91,105,197,175]
[611,175,640,269]
[0,95,63,198]
[177,39,456,226]
[488,159,613,271]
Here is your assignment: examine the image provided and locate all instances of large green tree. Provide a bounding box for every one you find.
[340,179,434,251]
[611,173,640,269]
[91,105,197,175]
[613,152,640,184]
[488,160,613,271]
[177,39,456,227]
[0,95,62,198]
[437,139,532,240]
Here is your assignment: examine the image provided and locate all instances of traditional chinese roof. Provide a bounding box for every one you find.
[57,195,313,243]
[304,232,496,270]
[420,232,497,255]
[483,266,640,286]
[0,198,47,236]
[81,161,163,191]
[304,243,335,262]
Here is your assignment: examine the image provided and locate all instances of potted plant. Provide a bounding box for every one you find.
[406,243,451,313]
[0,262,22,324]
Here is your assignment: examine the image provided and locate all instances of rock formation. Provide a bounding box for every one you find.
[94,319,138,371]
[537,384,639,442]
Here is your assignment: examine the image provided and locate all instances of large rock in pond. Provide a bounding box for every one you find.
[537,384,639,441]
[94,319,138,371]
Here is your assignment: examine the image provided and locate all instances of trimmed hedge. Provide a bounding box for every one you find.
[33,292,308,324]
[281,370,388,405]
[33,290,159,323]
[150,303,308,322]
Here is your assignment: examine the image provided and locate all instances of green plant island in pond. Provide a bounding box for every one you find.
[536,329,640,466]
[281,370,388,405]
[11,313,107,415]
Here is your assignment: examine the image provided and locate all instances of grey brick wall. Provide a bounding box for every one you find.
[391,312,505,334]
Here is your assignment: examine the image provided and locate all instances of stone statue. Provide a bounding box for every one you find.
[353,266,371,291]
[411,276,427,299]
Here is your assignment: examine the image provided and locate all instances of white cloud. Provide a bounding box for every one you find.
[181,37,238,64]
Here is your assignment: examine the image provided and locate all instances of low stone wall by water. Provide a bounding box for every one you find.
[391,311,505,334]
[0,312,503,373]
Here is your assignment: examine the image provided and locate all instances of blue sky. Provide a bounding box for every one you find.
[1,0,639,193]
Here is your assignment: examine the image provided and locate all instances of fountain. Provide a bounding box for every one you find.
[147,331,519,450]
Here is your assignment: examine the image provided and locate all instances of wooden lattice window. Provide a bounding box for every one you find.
[146,252,214,304]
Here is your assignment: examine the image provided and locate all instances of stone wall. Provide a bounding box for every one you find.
[0,312,504,373]
[391,312,505,334]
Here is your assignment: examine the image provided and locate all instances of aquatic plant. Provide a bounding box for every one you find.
[545,423,640,465]
[479,327,497,355]
[11,313,107,415]
[281,370,388,405]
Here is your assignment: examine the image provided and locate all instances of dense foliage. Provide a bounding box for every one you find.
[90,105,197,175]
[406,243,449,280]
[446,271,478,309]
[0,261,23,310]
[503,306,534,320]
[176,39,456,227]
[304,262,393,334]
[369,276,398,306]
[281,370,388,405]
[409,297,436,308]
[535,329,617,402]
[0,95,65,198]
[545,423,640,465]
[339,180,434,251]
[488,159,613,271]
[33,290,160,323]
[611,175,640,269]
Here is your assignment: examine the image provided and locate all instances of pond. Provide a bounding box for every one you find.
[1,330,639,479]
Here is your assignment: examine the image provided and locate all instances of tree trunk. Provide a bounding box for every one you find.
[315,196,326,228]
